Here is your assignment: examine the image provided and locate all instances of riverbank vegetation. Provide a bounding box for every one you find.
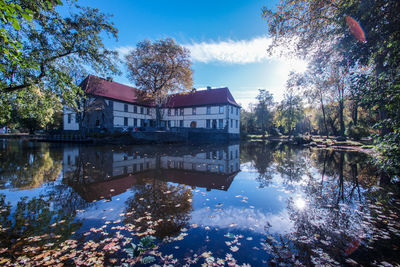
[240,0,400,176]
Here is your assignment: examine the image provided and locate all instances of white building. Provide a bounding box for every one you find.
[64,75,241,136]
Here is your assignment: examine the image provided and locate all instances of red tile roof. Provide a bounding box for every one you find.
[166,87,240,108]
[81,75,153,106]
[80,75,240,108]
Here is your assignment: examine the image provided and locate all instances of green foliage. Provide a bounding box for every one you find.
[255,89,274,137]
[263,0,400,175]
[1,0,119,109]
[125,236,156,261]
[274,91,304,136]
[346,125,370,140]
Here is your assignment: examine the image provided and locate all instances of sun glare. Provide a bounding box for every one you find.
[286,58,308,73]
[294,197,307,210]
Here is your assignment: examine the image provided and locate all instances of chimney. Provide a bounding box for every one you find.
[106,77,113,82]
[207,86,211,90]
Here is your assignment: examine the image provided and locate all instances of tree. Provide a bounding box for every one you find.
[0,0,119,108]
[263,0,400,174]
[255,89,274,138]
[0,0,55,72]
[125,38,193,128]
[13,86,62,133]
[274,89,304,138]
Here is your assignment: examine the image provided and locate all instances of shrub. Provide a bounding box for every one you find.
[346,125,370,140]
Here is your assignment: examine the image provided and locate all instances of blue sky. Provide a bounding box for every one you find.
[76,0,306,108]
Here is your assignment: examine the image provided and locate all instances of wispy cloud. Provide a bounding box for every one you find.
[184,37,272,64]
[190,206,293,235]
[116,36,307,68]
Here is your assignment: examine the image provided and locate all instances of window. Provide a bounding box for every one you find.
[75,114,79,123]
[236,107,239,115]
[175,109,178,116]
[124,104,128,112]
[179,120,183,127]
[192,107,196,115]
[134,118,137,127]
[96,119,100,126]
[140,107,144,114]
[231,119,233,128]
[147,108,150,115]
[219,106,224,114]
[236,120,238,128]
[218,165,224,172]
[207,106,211,114]
[67,114,71,123]
[231,106,233,114]
[180,108,184,115]
[134,106,137,113]
[124,117,128,126]
[109,101,113,109]
[218,119,223,129]
[206,119,210,128]
[168,109,171,116]
[168,120,171,127]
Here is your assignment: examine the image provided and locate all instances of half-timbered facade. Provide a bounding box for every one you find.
[63,75,241,135]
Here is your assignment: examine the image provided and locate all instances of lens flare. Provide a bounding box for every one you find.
[294,197,306,210]
[345,16,366,43]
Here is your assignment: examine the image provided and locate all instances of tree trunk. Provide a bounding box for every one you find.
[352,101,358,126]
[155,105,161,128]
[328,117,338,136]
[320,100,329,138]
[338,98,345,137]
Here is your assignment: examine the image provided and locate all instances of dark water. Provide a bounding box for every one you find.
[0,139,399,266]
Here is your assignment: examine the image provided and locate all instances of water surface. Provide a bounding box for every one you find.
[0,139,399,266]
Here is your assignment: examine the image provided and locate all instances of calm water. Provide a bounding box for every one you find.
[0,139,399,266]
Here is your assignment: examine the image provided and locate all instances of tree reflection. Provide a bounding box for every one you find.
[263,148,398,265]
[0,194,82,258]
[273,145,307,188]
[0,141,62,189]
[124,179,193,240]
[241,142,278,188]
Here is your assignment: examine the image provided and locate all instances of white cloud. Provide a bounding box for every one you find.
[190,207,293,235]
[184,37,272,64]
[115,37,308,69]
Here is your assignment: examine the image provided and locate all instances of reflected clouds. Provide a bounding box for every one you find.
[191,206,293,235]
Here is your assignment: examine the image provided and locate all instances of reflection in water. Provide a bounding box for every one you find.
[62,144,240,202]
[0,140,62,189]
[0,140,398,266]
[124,181,193,239]
[242,143,399,266]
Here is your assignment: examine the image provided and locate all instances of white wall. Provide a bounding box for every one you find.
[63,106,79,131]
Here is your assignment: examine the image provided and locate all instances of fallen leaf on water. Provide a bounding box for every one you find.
[230,246,239,252]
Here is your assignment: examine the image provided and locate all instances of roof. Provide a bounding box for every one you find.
[165,87,240,108]
[80,75,153,106]
[68,168,238,202]
[80,75,240,108]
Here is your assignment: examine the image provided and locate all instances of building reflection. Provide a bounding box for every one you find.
[63,144,240,202]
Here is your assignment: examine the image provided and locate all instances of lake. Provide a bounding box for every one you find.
[0,139,399,266]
